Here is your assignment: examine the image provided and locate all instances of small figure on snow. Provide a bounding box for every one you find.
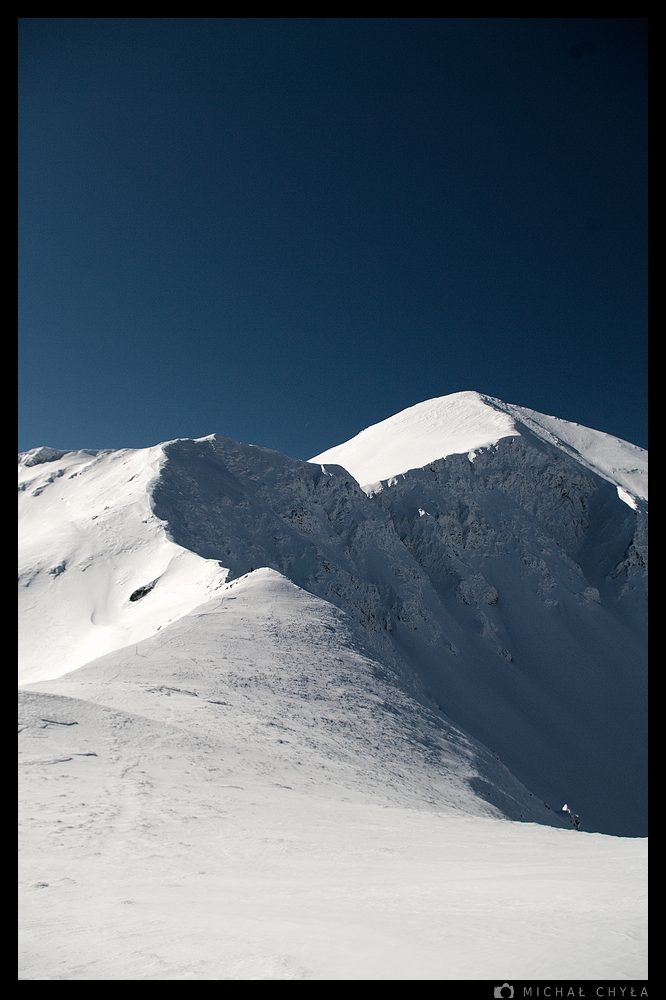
[561,803,581,830]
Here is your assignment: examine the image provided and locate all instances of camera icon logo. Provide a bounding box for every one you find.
[494,986,514,999]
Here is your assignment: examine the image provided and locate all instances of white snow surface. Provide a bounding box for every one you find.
[18,444,228,683]
[18,396,648,978]
[19,570,647,980]
[310,391,648,499]
[311,392,519,492]
[18,418,647,837]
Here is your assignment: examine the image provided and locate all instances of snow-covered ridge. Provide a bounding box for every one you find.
[18,395,647,835]
[491,398,648,501]
[18,400,648,979]
[32,566,554,823]
[19,446,82,467]
[18,444,228,684]
[311,392,518,492]
[310,390,648,500]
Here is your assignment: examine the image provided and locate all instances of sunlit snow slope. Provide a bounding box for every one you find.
[18,444,228,683]
[18,393,648,979]
[26,568,552,820]
[311,390,648,500]
[19,570,646,980]
[18,393,647,835]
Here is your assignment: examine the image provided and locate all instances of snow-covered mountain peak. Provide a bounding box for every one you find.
[19,445,81,468]
[18,406,648,978]
[18,399,647,836]
[310,391,648,500]
[311,391,519,491]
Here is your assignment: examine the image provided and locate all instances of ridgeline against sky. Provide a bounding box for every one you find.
[19,18,647,455]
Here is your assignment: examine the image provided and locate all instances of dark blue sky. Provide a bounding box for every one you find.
[19,18,647,455]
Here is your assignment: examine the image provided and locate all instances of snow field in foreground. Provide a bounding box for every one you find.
[19,687,647,981]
